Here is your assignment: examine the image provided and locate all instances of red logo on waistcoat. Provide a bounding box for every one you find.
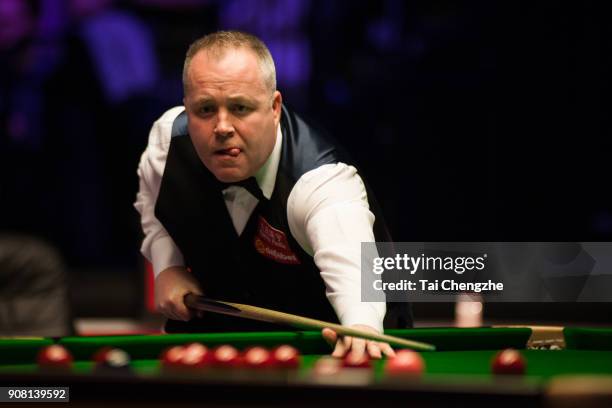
[253,216,301,264]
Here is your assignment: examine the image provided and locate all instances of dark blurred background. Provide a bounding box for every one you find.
[1,0,611,327]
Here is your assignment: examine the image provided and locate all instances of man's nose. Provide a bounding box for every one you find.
[213,110,234,139]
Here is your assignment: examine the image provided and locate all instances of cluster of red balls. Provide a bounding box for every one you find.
[311,349,426,377]
[313,348,526,377]
[35,344,526,377]
[159,343,301,370]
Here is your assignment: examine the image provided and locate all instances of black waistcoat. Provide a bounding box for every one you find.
[155,105,412,332]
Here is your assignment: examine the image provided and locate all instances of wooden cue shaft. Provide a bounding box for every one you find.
[184,294,435,351]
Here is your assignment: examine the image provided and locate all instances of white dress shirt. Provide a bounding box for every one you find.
[134,107,386,332]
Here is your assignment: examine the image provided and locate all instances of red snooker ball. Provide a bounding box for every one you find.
[160,345,186,369]
[180,343,209,368]
[491,349,526,375]
[385,349,425,376]
[37,345,73,369]
[211,345,241,367]
[243,346,274,369]
[271,345,300,369]
[342,351,372,369]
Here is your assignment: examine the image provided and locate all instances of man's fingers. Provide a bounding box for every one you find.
[322,325,391,360]
[182,290,205,319]
[322,328,392,360]
[323,329,355,358]
[154,267,204,322]
[350,337,366,359]
[332,335,352,358]
[343,335,353,351]
[380,342,396,358]
[331,338,347,358]
[161,292,204,321]
[366,341,382,359]
[163,307,180,321]
[165,296,191,321]
[322,328,338,347]
[157,301,177,320]
[174,305,191,321]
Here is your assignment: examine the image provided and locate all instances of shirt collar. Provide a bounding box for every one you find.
[254,125,282,200]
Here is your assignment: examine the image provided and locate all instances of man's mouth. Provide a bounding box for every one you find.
[215,147,241,157]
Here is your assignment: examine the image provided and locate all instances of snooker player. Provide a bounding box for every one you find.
[134,31,410,358]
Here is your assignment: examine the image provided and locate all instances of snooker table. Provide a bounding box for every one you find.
[1,327,612,407]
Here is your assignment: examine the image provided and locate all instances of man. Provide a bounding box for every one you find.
[135,31,410,358]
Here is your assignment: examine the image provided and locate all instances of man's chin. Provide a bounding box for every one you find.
[213,170,249,183]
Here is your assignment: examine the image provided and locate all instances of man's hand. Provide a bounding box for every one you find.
[155,266,203,321]
[321,324,396,359]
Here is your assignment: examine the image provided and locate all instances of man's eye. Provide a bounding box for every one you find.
[233,105,251,114]
[198,106,215,115]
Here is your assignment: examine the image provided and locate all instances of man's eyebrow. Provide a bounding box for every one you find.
[194,97,215,105]
[227,95,258,104]
[191,95,258,105]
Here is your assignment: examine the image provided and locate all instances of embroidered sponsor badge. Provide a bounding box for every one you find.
[254,216,301,264]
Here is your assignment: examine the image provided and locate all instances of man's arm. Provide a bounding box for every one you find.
[287,163,393,358]
[134,106,203,320]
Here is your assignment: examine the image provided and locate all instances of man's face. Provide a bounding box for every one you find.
[183,47,282,183]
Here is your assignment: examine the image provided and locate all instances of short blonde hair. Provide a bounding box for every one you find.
[183,30,276,95]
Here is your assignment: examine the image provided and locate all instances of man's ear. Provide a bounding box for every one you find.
[272,90,283,126]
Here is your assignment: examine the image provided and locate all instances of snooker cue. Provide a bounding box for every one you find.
[184,294,435,351]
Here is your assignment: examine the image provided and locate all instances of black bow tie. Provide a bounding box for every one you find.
[220,177,267,201]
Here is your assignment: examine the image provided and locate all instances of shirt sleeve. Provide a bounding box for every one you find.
[133,106,186,277]
[287,163,386,333]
